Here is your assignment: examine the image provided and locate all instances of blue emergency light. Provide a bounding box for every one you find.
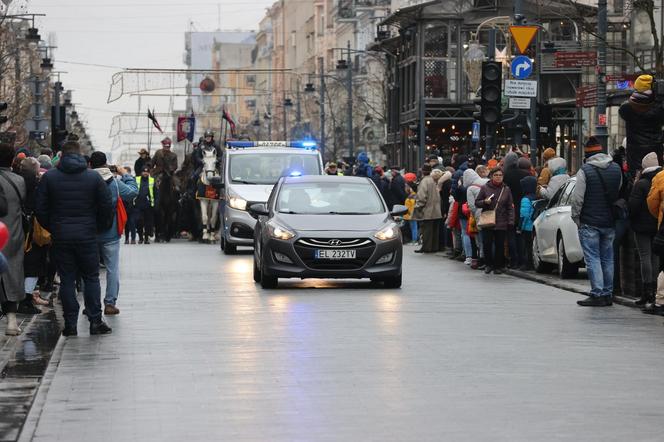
[226,140,318,150]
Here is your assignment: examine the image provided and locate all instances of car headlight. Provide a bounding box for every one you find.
[374,223,399,241]
[228,196,248,211]
[267,220,295,240]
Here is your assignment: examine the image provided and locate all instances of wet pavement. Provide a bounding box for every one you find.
[0,309,61,442]
[20,241,664,441]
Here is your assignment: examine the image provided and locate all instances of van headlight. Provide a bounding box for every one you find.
[228,196,248,211]
[267,220,295,240]
[374,223,399,241]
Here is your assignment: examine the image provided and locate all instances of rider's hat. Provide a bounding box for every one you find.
[161,137,172,146]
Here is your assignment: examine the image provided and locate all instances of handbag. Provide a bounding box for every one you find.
[32,218,51,247]
[467,213,479,235]
[477,187,505,229]
[115,181,128,235]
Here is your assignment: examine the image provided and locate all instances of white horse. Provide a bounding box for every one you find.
[199,149,220,243]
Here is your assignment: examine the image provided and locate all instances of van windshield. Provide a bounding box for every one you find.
[229,153,320,185]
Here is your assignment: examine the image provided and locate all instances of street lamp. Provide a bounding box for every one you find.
[336,44,354,160]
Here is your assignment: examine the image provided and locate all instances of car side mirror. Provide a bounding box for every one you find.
[249,203,269,218]
[391,204,408,217]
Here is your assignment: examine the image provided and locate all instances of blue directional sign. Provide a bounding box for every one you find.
[471,121,480,142]
[511,56,533,80]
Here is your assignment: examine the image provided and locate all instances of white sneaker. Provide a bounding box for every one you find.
[464,257,472,265]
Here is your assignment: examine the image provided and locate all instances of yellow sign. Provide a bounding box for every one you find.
[509,25,538,54]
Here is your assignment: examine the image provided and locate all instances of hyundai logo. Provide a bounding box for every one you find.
[328,239,342,246]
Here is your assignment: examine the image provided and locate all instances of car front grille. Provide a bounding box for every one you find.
[294,238,376,270]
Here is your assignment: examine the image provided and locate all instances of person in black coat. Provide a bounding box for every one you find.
[628,152,661,306]
[388,166,407,210]
[35,140,113,337]
[503,152,531,267]
[134,148,151,176]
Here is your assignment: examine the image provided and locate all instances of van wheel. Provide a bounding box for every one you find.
[558,236,578,279]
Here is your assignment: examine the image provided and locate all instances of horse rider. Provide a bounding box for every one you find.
[192,130,222,179]
[151,137,178,178]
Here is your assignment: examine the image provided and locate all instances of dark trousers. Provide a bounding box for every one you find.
[420,219,441,252]
[137,206,155,240]
[124,206,137,241]
[519,231,534,269]
[482,229,507,269]
[53,242,102,326]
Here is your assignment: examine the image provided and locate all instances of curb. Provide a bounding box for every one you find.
[433,250,638,308]
[17,335,65,442]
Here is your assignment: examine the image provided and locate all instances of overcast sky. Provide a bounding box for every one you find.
[29,0,274,153]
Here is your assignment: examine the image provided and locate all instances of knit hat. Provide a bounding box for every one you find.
[90,151,107,169]
[421,164,432,173]
[642,152,660,169]
[543,147,556,162]
[584,137,602,158]
[518,157,532,170]
[635,74,653,92]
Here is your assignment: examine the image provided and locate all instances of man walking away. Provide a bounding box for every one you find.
[90,152,138,315]
[413,165,442,253]
[571,137,622,306]
[0,144,27,335]
[36,140,113,336]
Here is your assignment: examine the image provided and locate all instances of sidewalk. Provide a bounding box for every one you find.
[434,250,641,308]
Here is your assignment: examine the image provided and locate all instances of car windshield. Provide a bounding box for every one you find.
[277,181,385,215]
[229,153,320,185]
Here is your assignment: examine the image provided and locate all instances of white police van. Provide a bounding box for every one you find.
[219,140,323,254]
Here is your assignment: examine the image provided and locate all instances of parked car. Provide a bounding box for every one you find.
[532,177,584,278]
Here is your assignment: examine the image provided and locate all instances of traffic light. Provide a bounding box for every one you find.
[0,102,8,126]
[480,61,502,125]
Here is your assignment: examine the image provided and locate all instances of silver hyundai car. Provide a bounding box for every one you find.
[249,176,407,289]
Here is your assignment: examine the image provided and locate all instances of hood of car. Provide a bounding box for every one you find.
[276,213,389,232]
[229,184,274,203]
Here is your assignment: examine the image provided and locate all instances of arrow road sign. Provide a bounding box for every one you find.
[511,56,533,80]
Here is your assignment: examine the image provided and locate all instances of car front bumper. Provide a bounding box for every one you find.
[222,205,256,246]
[261,234,402,279]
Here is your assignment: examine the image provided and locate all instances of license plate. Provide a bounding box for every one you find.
[315,249,356,260]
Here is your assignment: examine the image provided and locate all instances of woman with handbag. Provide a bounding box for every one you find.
[475,167,514,275]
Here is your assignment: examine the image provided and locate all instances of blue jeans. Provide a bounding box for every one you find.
[98,239,121,306]
[459,218,473,259]
[53,242,102,326]
[578,224,616,297]
[409,220,418,242]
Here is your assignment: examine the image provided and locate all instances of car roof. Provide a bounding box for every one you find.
[282,175,372,184]
[226,148,320,155]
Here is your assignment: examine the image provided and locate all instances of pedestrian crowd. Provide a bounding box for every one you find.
[0,137,137,337]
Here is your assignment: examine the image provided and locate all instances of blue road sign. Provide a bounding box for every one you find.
[511,56,533,80]
[472,121,480,142]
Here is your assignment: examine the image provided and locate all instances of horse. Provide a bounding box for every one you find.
[197,149,221,243]
[154,171,180,243]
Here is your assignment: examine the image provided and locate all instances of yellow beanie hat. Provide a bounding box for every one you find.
[635,74,653,92]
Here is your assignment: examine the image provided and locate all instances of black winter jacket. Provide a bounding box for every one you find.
[35,154,113,244]
[619,100,664,172]
[628,168,660,234]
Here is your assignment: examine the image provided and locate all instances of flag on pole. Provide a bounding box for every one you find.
[147,108,163,133]
[222,108,236,138]
[176,114,196,142]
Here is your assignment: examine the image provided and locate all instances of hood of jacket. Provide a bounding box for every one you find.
[357,152,369,165]
[520,176,537,198]
[628,90,656,113]
[585,153,614,169]
[439,170,452,185]
[57,153,88,174]
[504,151,519,170]
[548,157,567,175]
[543,148,556,162]
[94,167,114,182]
[462,168,480,187]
